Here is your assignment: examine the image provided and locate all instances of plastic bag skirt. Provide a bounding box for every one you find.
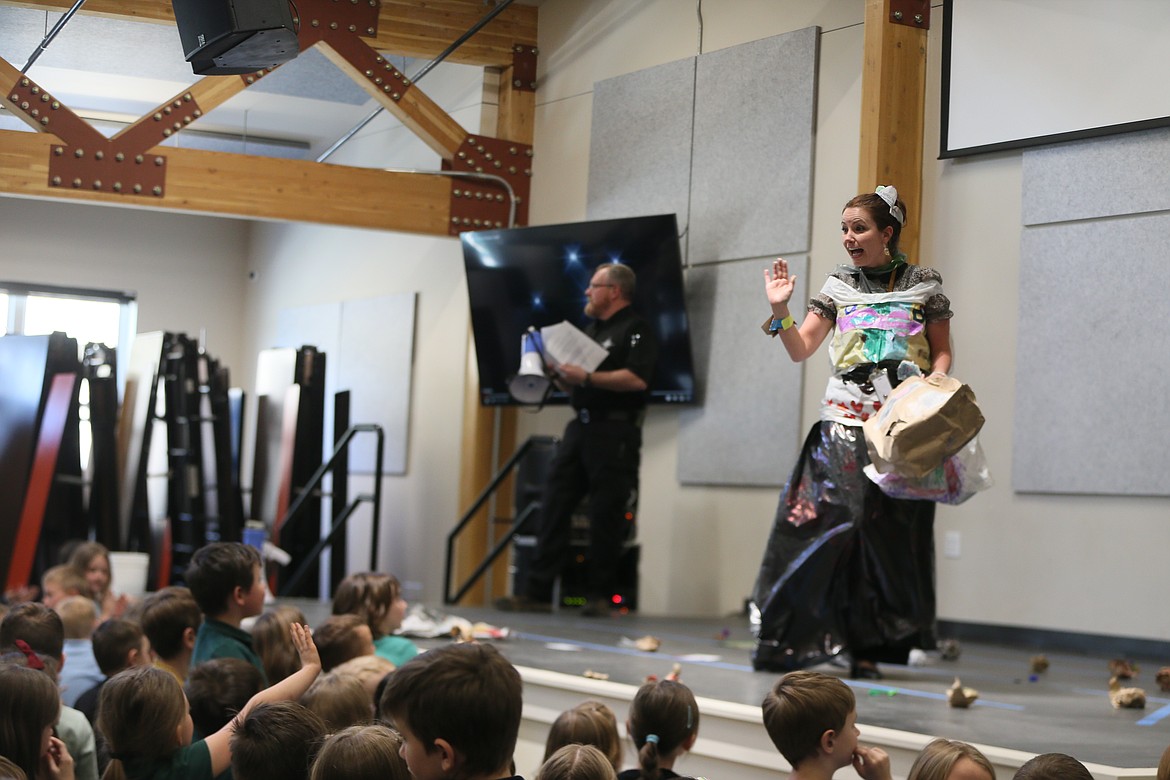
[749,421,937,672]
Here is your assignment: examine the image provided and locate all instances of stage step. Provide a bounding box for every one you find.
[514,666,1151,780]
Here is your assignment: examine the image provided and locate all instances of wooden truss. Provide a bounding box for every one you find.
[0,0,538,235]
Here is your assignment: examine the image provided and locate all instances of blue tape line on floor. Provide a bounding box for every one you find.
[848,680,1025,711]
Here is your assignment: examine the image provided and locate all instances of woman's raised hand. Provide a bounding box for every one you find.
[764,258,797,307]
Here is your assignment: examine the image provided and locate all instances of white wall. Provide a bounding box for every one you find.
[7,0,1168,641]
[0,197,250,372]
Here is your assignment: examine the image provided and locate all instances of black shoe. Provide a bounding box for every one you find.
[495,595,552,613]
[850,660,884,680]
[579,598,611,617]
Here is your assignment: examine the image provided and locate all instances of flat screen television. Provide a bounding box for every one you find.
[461,214,696,406]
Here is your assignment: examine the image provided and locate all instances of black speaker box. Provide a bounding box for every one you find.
[171,0,298,75]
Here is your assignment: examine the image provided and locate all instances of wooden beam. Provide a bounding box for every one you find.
[0,0,538,66]
[0,129,461,234]
[858,0,928,262]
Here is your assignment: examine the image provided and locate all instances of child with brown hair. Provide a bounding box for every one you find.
[250,605,307,684]
[0,661,74,780]
[139,587,202,684]
[379,642,522,780]
[331,572,418,667]
[230,701,327,780]
[67,542,132,621]
[544,701,622,774]
[97,623,320,780]
[312,614,376,672]
[619,681,699,780]
[186,542,267,684]
[186,658,266,738]
[762,670,890,780]
[309,724,410,780]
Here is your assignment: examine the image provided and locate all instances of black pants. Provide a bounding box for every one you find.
[525,416,642,602]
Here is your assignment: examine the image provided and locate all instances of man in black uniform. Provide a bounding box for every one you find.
[500,263,658,617]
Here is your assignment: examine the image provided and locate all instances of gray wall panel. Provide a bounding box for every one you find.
[689,27,818,264]
[1022,127,1170,226]
[1012,215,1170,495]
[677,257,807,486]
[586,57,695,233]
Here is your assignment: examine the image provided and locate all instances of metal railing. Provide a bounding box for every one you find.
[277,423,384,597]
[443,435,557,605]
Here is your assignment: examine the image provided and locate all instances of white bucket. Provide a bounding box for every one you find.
[108,552,151,598]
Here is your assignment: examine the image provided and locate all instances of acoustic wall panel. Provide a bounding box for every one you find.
[1022,127,1170,226]
[677,256,807,486]
[586,57,695,234]
[277,293,415,475]
[688,27,818,264]
[1012,213,1170,496]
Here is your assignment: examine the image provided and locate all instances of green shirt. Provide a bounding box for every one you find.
[374,634,420,668]
[122,740,212,780]
[190,618,268,685]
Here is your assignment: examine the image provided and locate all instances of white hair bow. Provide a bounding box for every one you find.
[875,185,904,225]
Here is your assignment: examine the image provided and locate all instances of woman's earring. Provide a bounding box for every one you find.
[883,245,891,257]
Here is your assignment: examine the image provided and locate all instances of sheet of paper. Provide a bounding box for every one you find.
[540,321,608,372]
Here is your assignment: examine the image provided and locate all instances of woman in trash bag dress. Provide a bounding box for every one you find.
[751,186,953,678]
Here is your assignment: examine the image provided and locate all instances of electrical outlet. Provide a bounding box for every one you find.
[944,531,961,559]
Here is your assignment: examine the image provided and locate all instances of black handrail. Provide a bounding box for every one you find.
[444,435,557,604]
[276,423,384,597]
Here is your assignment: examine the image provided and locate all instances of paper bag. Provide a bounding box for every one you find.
[864,435,993,505]
[863,374,985,478]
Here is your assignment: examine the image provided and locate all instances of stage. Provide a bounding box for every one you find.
[289,600,1169,778]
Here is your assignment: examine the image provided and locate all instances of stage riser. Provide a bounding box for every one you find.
[515,666,1151,780]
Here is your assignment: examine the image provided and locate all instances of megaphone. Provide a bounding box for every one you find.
[508,329,551,404]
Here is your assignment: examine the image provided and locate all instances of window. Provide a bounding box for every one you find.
[2,282,138,468]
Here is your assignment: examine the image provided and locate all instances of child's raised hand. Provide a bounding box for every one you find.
[42,736,75,780]
[852,745,891,780]
[290,622,321,670]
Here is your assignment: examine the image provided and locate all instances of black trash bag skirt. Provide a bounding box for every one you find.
[750,421,937,672]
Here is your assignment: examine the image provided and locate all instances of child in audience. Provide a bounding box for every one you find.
[186,658,265,738]
[1012,754,1093,780]
[230,701,327,780]
[1158,743,1170,780]
[313,614,376,672]
[97,622,320,780]
[0,661,74,780]
[300,671,375,730]
[67,542,131,620]
[140,587,202,683]
[544,701,622,774]
[185,542,267,684]
[251,605,307,684]
[907,739,995,780]
[762,670,890,780]
[380,642,523,780]
[332,654,395,700]
[0,603,99,780]
[332,572,419,667]
[619,680,699,780]
[537,745,618,780]
[74,619,151,725]
[309,724,410,780]
[55,596,103,707]
[41,565,88,610]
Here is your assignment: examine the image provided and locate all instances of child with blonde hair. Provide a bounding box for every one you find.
[97,623,320,780]
[67,542,131,620]
[538,745,618,780]
[300,671,374,730]
[906,739,995,780]
[331,572,418,667]
[309,724,409,780]
[544,701,622,774]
